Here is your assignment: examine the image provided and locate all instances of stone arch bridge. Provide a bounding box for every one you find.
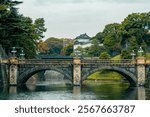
[1,57,150,87]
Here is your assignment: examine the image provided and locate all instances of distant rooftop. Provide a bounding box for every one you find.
[75,33,91,40]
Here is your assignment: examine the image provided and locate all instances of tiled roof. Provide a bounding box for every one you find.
[75,33,91,40]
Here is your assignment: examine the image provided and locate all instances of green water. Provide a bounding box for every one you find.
[0,82,149,100]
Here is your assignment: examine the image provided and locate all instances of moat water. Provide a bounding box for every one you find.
[0,81,150,100]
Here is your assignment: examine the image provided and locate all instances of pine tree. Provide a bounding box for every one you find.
[0,0,23,53]
[0,0,46,58]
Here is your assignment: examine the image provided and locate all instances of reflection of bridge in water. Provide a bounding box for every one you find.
[0,86,147,100]
[1,57,150,87]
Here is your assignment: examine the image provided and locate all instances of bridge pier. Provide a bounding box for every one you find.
[9,57,18,86]
[137,57,145,86]
[138,87,146,100]
[73,58,81,86]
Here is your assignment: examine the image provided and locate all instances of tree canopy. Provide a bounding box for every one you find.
[92,12,150,58]
[0,0,46,58]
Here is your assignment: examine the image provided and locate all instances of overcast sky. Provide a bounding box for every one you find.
[18,0,150,39]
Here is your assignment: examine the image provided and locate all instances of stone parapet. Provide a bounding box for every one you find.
[137,57,145,86]
[9,57,19,64]
[136,57,145,64]
[73,58,81,86]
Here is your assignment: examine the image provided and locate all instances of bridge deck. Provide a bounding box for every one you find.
[81,59,136,65]
[16,59,137,66]
[18,59,73,65]
[1,58,150,65]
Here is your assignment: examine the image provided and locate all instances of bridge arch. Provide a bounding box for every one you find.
[82,66,137,86]
[18,66,72,86]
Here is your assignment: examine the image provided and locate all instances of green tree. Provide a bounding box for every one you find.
[88,39,104,57]
[45,37,63,56]
[128,36,138,52]
[61,43,73,56]
[74,46,84,57]
[92,32,104,43]
[120,13,150,51]
[21,17,47,58]
[99,51,110,59]
[0,0,23,52]
[103,23,121,56]
[121,49,131,59]
[34,18,47,39]
[0,0,47,58]
[92,12,150,57]
[37,40,49,54]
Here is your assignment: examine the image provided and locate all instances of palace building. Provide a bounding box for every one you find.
[73,33,92,51]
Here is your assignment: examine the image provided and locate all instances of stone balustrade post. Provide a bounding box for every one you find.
[137,57,145,86]
[73,58,81,86]
[9,57,18,86]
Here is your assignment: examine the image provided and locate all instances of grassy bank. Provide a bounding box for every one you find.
[83,71,127,85]
[111,55,121,60]
[145,53,150,59]
[87,71,124,80]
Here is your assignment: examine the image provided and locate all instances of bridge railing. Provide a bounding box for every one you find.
[18,59,136,65]
[0,58,9,64]
[81,59,136,65]
[18,59,73,64]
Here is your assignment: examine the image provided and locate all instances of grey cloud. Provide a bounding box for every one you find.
[34,0,150,5]
[101,0,150,3]
[20,0,150,39]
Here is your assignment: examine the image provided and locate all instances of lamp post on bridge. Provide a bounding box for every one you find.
[137,46,145,86]
[11,47,17,57]
[20,49,25,59]
[138,46,144,57]
[75,50,81,58]
[11,47,25,59]
[131,50,136,60]
[10,47,25,86]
